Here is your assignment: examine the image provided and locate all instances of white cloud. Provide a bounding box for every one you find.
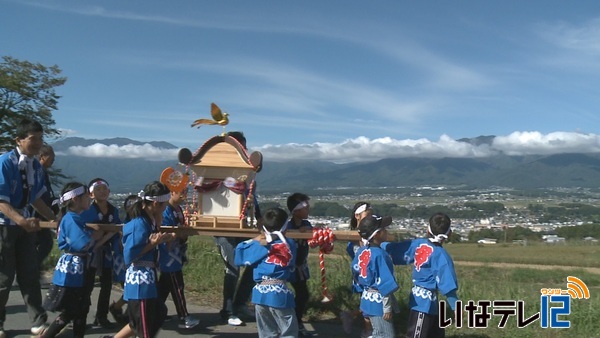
[255,131,600,162]
[57,128,78,137]
[53,131,600,162]
[538,18,600,55]
[492,131,600,156]
[61,143,178,160]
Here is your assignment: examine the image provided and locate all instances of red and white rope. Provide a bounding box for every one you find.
[308,227,335,302]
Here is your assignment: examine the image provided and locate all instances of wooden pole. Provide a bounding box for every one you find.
[40,221,363,241]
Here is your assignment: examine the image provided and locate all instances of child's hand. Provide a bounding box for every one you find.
[383,312,393,321]
[149,232,173,245]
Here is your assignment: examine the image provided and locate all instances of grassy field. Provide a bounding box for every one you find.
[44,238,599,337]
[180,239,600,338]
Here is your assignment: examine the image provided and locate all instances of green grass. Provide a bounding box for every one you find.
[446,242,600,268]
[178,238,600,337]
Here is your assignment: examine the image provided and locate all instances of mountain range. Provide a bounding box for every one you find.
[50,137,600,194]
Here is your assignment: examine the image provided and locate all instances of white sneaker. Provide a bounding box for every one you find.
[31,323,48,335]
[227,316,243,326]
[180,315,200,329]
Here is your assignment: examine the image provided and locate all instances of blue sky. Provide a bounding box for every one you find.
[3,0,600,162]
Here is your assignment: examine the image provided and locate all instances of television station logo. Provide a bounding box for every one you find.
[439,275,590,329]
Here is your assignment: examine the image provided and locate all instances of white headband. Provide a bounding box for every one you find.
[59,186,85,204]
[138,190,170,203]
[89,180,108,193]
[367,228,383,242]
[292,201,309,212]
[263,223,289,247]
[428,224,451,243]
[354,203,369,215]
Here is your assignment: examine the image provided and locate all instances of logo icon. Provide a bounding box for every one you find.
[564,276,590,300]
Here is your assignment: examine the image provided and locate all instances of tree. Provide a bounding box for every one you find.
[0,56,67,151]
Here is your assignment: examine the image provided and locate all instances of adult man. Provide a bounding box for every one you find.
[0,119,55,337]
[30,143,58,267]
[215,131,260,326]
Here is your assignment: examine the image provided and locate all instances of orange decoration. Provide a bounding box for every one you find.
[160,167,189,193]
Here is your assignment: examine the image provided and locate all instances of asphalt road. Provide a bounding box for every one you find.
[3,276,345,338]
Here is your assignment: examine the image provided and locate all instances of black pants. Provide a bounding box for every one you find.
[215,236,254,317]
[128,298,167,338]
[41,287,88,338]
[95,267,113,319]
[405,310,445,338]
[158,270,188,318]
[291,279,309,326]
[0,226,46,328]
[36,228,54,267]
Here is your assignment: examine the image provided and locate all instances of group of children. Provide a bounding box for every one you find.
[43,176,457,338]
[345,202,459,338]
[234,195,460,338]
[40,178,199,338]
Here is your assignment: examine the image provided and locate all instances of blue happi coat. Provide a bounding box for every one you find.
[0,149,46,225]
[404,238,458,315]
[122,214,158,300]
[80,201,121,266]
[351,245,398,317]
[235,238,297,309]
[158,204,187,273]
[52,211,95,287]
[284,218,311,282]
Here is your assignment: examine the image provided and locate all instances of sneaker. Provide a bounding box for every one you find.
[0,329,5,338]
[227,316,243,326]
[31,323,48,335]
[340,311,353,333]
[93,317,115,328]
[179,315,200,329]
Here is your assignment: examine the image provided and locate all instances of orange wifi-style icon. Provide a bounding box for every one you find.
[566,276,590,300]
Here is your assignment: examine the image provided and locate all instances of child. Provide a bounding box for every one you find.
[158,187,199,329]
[351,215,399,338]
[285,192,314,337]
[403,212,459,338]
[341,202,374,337]
[234,207,298,338]
[108,194,140,326]
[346,202,373,259]
[121,181,175,338]
[40,182,103,338]
[80,177,121,328]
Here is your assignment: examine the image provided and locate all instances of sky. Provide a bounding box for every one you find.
[3,0,600,163]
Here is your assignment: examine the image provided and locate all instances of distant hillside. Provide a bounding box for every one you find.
[51,137,177,193]
[50,137,600,193]
[257,153,600,192]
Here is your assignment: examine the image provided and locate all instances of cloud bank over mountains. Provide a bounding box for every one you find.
[58,143,179,159]
[56,131,600,162]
